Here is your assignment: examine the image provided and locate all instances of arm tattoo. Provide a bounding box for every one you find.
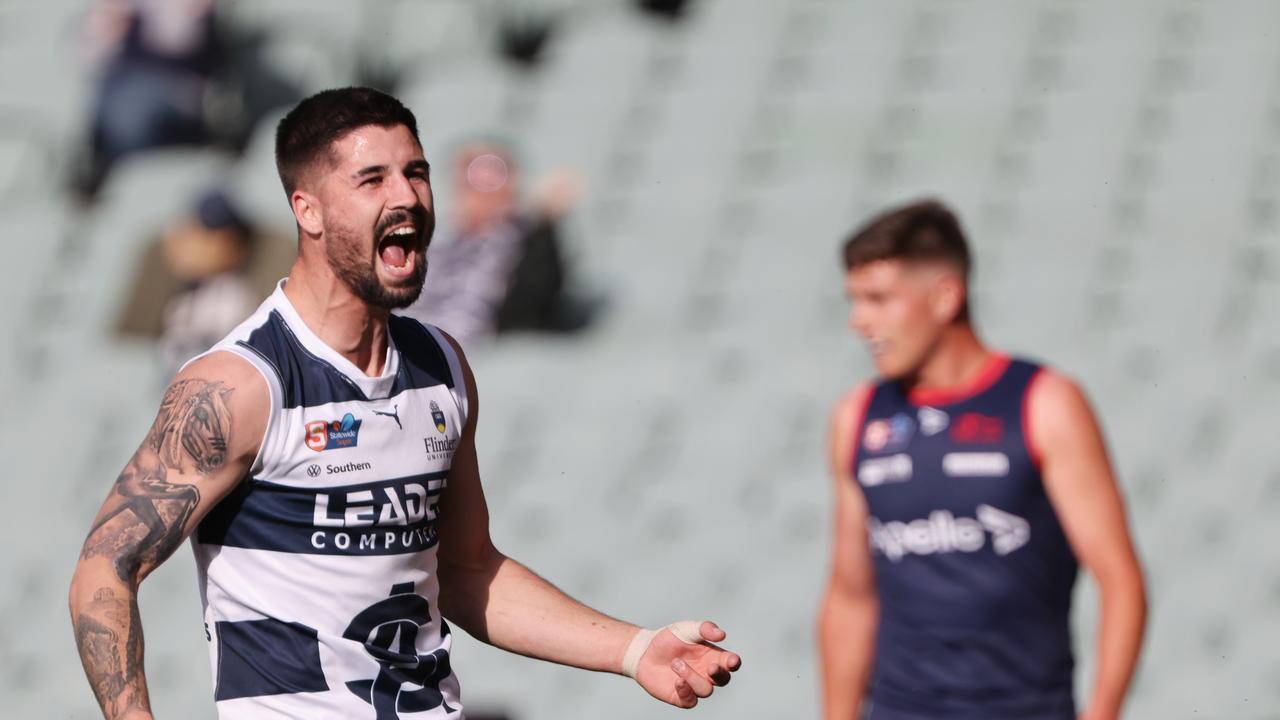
[81,379,234,581]
[73,588,147,718]
[74,380,234,716]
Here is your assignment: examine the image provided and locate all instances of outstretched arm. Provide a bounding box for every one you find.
[1030,371,1147,720]
[68,354,268,719]
[433,334,741,709]
[818,385,879,720]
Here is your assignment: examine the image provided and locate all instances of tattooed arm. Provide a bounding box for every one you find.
[69,353,269,719]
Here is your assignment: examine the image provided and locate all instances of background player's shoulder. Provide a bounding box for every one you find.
[1005,354,1068,396]
[828,382,877,471]
[1024,364,1103,464]
[1008,355,1092,426]
[1026,366,1090,410]
[831,382,875,427]
[1001,353,1048,378]
[1009,353,1084,402]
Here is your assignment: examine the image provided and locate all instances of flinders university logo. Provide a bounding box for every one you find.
[344,582,455,718]
[305,412,363,452]
[429,401,447,434]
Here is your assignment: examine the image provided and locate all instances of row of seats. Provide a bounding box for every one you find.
[2,0,1278,717]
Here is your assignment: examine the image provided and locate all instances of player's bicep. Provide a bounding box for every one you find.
[77,354,268,584]
[435,429,497,571]
[828,480,876,596]
[433,334,500,572]
[825,386,876,597]
[1031,372,1140,579]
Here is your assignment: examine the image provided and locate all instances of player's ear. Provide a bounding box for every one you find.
[931,271,966,324]
[291,187,324,237]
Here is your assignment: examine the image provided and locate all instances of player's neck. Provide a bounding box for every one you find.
[909,325,993,393]
[282,260,391,377]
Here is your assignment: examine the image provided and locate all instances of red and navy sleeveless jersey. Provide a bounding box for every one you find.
[852,355,1078,720]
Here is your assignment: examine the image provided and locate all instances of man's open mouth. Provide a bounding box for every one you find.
[378,224,419,279]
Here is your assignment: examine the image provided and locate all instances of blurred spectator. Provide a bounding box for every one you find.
[156,189,256,377]
[78,0,223,197]
[115,188,292,379]
[406,141,584,351]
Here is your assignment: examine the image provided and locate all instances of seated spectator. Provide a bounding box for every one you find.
[78,0,222,197]
[406,141,583,351]
[115,188,292,379]
[156,189,256,378]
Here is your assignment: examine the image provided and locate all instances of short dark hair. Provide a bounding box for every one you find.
[842,199,971,280]
[274,87,420,195]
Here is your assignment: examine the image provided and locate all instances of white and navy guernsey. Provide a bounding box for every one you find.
[186,281,467,719]
[852,355,1078,720]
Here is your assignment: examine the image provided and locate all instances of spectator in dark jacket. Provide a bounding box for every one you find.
[407,141,581,351]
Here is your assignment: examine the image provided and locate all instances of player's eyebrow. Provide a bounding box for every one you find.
[353,161,430,179]
[352,164,388,179]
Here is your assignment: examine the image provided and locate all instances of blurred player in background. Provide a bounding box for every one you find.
[69,86,738,720]
[818,200,1146,720]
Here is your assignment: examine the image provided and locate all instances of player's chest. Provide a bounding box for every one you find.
[855,404,1035,510]
[271,385,463,487]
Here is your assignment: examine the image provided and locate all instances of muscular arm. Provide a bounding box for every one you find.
[69,354,268,719]
[818,385,879,720]
[1030,371,1147,720]
[433,356,636,672]
[434,334,738,708]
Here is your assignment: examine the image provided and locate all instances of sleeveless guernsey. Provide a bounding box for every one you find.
[853,356,1078,720]
[187,281,467,719]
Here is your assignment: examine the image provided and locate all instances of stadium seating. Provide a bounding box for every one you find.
[3,0,1278,717]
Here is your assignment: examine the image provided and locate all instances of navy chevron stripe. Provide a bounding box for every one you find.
[238,311,454,409]
[197,472,448,556]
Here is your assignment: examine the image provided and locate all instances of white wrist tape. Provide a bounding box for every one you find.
[621,620,706,679]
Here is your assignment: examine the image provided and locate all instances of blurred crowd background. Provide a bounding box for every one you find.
[2,0,1279,718]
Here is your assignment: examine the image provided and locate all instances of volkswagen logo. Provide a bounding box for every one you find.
[307,464,322,477]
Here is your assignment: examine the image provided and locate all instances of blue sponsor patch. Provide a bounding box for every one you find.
[885,412,915,452]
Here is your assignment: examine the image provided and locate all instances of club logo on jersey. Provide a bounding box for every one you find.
[868,504,1030,561]
[429,400,447,434]
[919,406,949,436]
[304,412,362,452]
[344,582,456,717]
[863,420,891,452]
[864,413,915,453]
[950,412,1003,443]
